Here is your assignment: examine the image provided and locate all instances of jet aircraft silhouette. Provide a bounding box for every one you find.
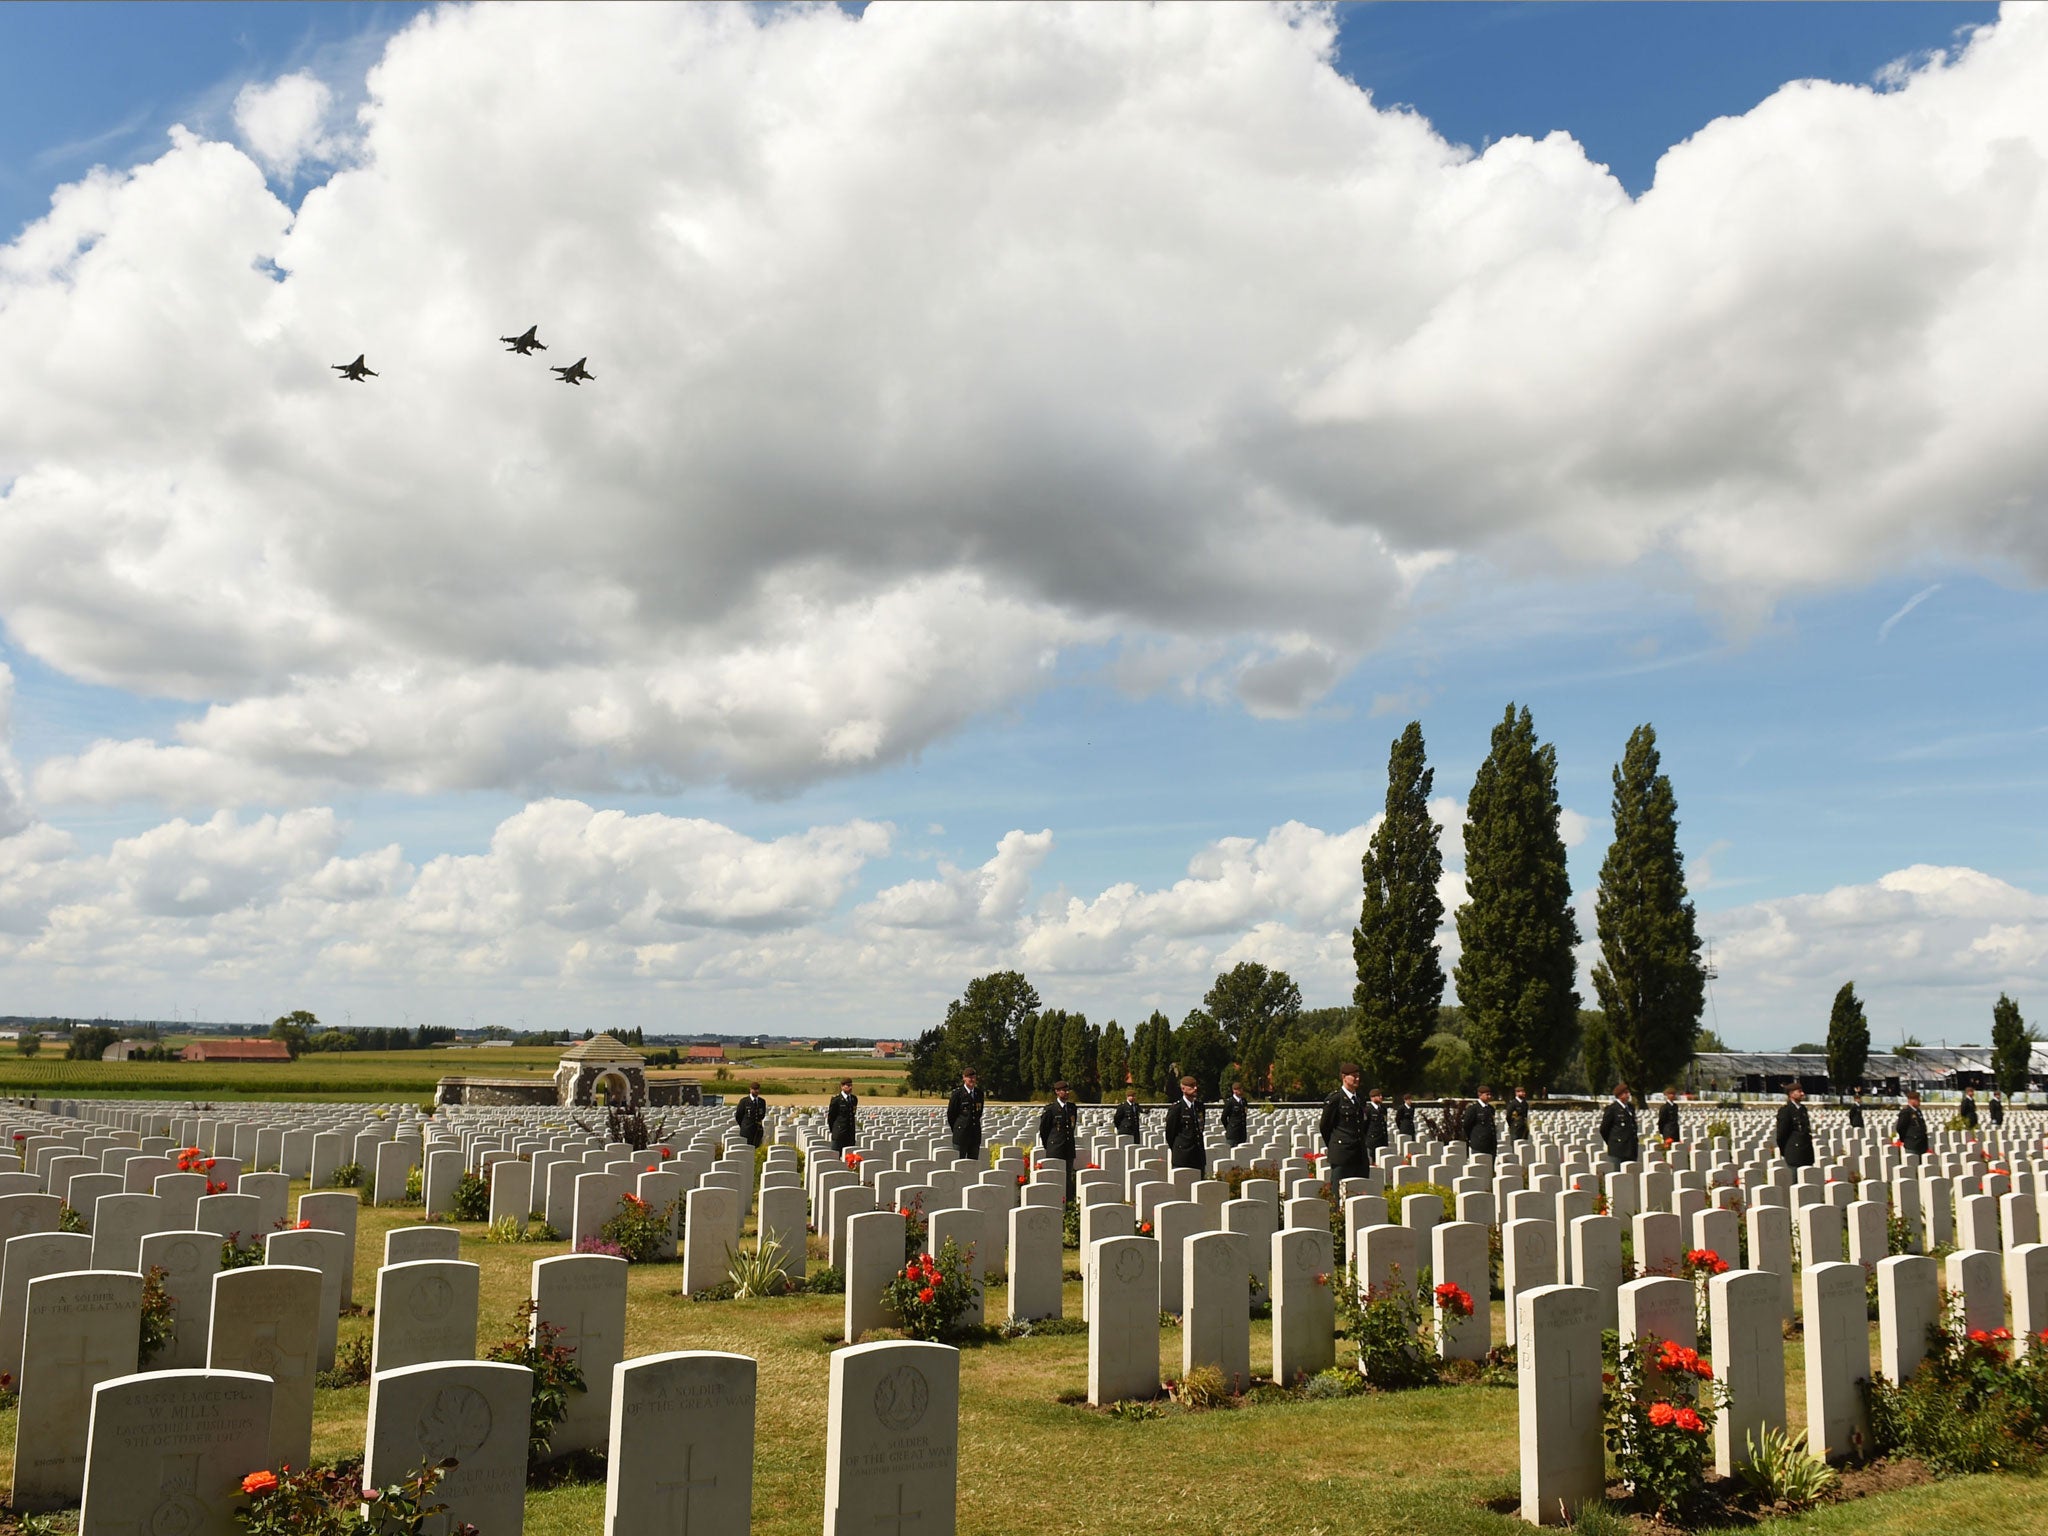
[331,355,378,382]
[551,357,594,385]
[500,326,546,354]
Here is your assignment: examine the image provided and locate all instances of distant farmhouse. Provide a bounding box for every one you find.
[180,1039,293,1063]
[686,1044,727,1063]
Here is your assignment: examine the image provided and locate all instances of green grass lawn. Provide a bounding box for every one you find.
[0,1185,2030,1534]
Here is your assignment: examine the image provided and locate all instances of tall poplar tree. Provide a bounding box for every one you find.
[1354,721,1445,1092]
[1591,725,1705,1092]
[1825,982,1869,1093]
[1990,994,2032,1096]
[1454,704,1581,1091]
[1097,1020,1129,1096]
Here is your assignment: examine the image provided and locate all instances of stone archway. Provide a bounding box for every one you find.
[593,1069,632,1105]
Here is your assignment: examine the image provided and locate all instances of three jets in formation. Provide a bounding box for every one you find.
[331,326,594,385]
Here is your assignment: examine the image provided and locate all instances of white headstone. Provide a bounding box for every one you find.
[1517,1284,1603,1526]
[824,1340,958,1536]
[532,1253,628,1457]
[604,1350,756,1536]
[1087,1236,1159,1405]
[12,1269,144,1511]
[371,1259,480,1375]
[1802,1261,1870,1463]
[80,1369,273,1536]
[366,1360,533,1536]
[207,1264,322,1470]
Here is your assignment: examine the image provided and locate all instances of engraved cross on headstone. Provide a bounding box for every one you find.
[47,1330,116,1400]
[653,1443,718,1533]
[872,1483,924,1534]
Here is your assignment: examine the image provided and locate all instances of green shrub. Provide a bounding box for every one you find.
[1339,1266,1436,1391]
[331,1162,364,1188]
[883,1238,977,1341]
[1867,1315,2048,1472]
[727,1236,792,1299]
[806,1264,846,1295]
[221,1234,266,1269]
[1736,1424,1838,1510]
[56,1202,87,1234]
[138,1264,175,1368]
[235,1456,469,1536]
[1603,1334,1723,1520]
[1386,1181,1455,1225]
[598,1191,677,1263]
[451,1171,490,1221]
[483,1300,588,1474]
[314,1334,370,1389]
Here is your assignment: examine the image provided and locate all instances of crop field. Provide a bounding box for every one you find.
[0,1046,917,1104]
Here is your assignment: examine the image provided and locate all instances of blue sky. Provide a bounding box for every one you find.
[0,3,2040,1048]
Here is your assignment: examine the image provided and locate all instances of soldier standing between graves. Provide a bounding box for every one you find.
[1320,1064,1369,1185]
[1775,1083,1815,1169]
[1989,1091,2004,1128]
[733,1082,768,1148]
[1221,1080,1250,1145]
[1394,1092,1418,1139]
[1894,1089,1930,1155]
[1463,1085,1499,1155]
[1164,1075,1206,1175]
[1364,1086,1391,1159]
[1113,1085,1144,1141]
[1846,1089,1864,1131]
[1039,1081,1079,1200]
[828,1077,859,1152]
[1598,1083,1639,1163]
[1505,1085,1532,1143]
[1656,1088,1682,1146]
[1957,1087,1979,1129]
[948,1068,986,1163]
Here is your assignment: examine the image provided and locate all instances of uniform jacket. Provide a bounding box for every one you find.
[1958,1093,1979,1128]
[1598,1098,1639,1163]
[1505,1096,1532,1142]
[947,1083,986,1143]
[1038,1098,1079,1162]
[1221,1094,1250,1144]
[1894,1104,1930,1155]
[1463,1100,1498,1155]
[1846,1101,1864,1130]
[1164,1095,1204,1156]
[827,1091,859,1148]
[1394,1103,1417,1137]
[1112,1099,1143,1139]
[1363,1099,1390,1154]
[1656,1101,1682,1142]
[733,1093,767,1145]
[1775,1100,1815,1167]
[1320,1088,1368,1163]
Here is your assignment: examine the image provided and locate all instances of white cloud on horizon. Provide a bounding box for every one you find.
[4,781,2041,1044]
[1,4,2045,807]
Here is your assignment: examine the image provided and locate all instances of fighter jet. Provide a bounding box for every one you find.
[551,357,595,385]
[500,325,547,355]
[331,355,378,382]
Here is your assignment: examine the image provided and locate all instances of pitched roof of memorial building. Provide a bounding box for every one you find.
[558,1032,644,1063]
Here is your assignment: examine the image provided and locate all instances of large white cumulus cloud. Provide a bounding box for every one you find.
[5,3,2048,805]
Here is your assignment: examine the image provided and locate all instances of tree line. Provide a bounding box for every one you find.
[911,704,1715,1100]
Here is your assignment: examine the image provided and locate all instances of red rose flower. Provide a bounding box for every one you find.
[242,1471,281,1497]
[1647,1402,1676,1428]
[1674,1407,1703,1433]
[917,1287,935,1304]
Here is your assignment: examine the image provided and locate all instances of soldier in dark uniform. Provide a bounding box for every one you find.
[947,1067,986,1163]
[1775,1084,1815,1169]
[1846,1089,1864,1131]
[1221,1081,1250,1146]
[1656,1089,1682,1145]
[1038,1080,1079,1201]
[1112,1086,1143,1141]
[733,1082,769,1148]
[1320,1063,1370,1186]
[1894,1089,1930,1155]
[1598,1083,1639,1164]
[1989,1092,2004,1128]
[1957,1088,1979,1129]
[1364,1087,1391,1159]
[827,1077,859,1152]
[1463,1085,1499,1155]
[1394,1093,1418,1138]
[1505,1086,1532,1144]
[1163,1075,1205,1174]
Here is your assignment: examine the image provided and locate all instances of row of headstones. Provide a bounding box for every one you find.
[71,1330,962,1536]
[1517,1244,2048,1526]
